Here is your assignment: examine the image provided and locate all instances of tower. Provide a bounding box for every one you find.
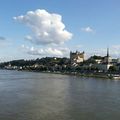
[70,51,85,65]
[107,47,109,57]
[103,47,111,64]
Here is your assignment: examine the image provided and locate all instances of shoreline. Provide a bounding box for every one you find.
[18,69,111,79]
[1,69,119,80]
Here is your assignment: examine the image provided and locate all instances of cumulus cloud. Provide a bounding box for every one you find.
[22,45,70,57]
[81,26,94,33]
[14,9,72,45]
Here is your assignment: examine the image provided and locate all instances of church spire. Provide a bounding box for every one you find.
[107,47,109,57]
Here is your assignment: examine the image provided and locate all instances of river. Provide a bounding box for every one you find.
[0,70,120,120]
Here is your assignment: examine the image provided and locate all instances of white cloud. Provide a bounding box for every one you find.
[86,45,120,58]
[110,45,120,57]
[22,45,70,57]
[75,44,83,49]
[14,9,73,45]
[112,45,120,50]
[81,26,94,33]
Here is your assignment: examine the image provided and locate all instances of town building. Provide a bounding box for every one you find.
[103,48,112,63]
[93,48,113,72]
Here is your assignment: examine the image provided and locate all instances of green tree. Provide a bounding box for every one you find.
[109,66,117,72]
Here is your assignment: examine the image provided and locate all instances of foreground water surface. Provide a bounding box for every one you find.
[0,70,120,120]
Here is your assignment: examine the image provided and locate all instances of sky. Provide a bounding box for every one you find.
[0,0,120,62]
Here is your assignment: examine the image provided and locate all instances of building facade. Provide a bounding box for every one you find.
[103,48,112,63]
[70,51,84,66]
[94,48,113,72]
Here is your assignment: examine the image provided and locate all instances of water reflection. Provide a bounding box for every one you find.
[0,70,120,120]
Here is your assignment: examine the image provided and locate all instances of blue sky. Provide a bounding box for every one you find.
[0,0,120,61]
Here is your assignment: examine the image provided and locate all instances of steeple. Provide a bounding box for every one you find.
[107,47,109,57]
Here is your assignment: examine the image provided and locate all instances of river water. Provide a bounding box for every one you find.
[0,70,120,120]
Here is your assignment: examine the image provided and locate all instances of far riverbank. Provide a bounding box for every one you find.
[1,68,119,80]
[17,69,112,80]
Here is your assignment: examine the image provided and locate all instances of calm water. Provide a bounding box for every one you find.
[0,70,120,120]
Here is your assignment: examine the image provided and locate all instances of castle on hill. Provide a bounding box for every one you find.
[69,48,114,72]
[70,51,85,66]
